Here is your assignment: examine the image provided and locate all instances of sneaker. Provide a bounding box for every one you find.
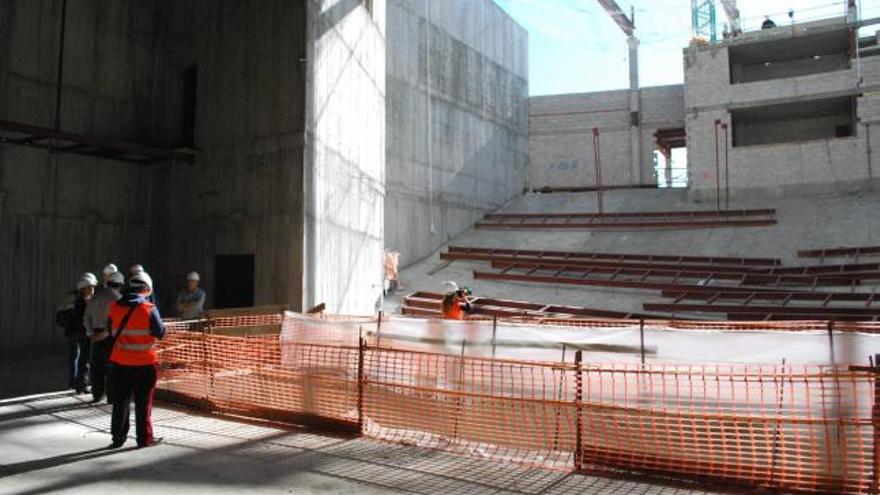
[138,437,163,449]
[107,440,125,449]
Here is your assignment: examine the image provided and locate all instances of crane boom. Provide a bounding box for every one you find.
[595,0,634,36]
[718,0,741,34]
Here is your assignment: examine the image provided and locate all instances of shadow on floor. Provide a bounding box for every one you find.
[0,392,756,495]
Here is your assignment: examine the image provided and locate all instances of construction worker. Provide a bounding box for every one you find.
[129,263,159,311]
[57,273,97,393]
[441,281,473,320]
[175,271,206,319]
[101,263,118,286]
[107,271,165,449]
[85,270,124,403]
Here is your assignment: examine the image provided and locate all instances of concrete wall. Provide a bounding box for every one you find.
[384,0,529,268]
[684,18,880,201]
[0,0,167,352]
[529,84,685,189]
[304,0,386,314]
[151,0,309,314]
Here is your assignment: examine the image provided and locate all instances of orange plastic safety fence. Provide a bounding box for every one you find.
[155,313,880,494]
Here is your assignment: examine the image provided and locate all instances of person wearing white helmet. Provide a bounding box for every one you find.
[85,270,125,403]
[101,263,118,286]
[175,271,206,319]
[56,273,97,393]
[107,270,166,449]
[441,280,474,320]
[127,263,160,311]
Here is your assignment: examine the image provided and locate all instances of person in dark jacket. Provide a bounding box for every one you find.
[107,271,166,449]
[58,273,97,393]
[86,270,125,403]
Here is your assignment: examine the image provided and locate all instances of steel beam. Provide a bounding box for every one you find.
[441,251,880,277]
[472,270,793,293]
[476,218,776,230]
[401,291,662,320]
[487,261,859,287]
[661,290,879,304]
[798,245,880,259]
[645,302,880,317]
[483,208,775,220]
[448,245,782,266]
[0,119,172,164]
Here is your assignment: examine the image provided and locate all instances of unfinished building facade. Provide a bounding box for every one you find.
[685,16,880,200]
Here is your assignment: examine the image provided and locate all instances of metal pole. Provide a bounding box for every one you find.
[871,353,880,494]
[639,319,646,365]
[376,310,383,347]
[722,123,730,210]
[593,127,603,215]
[714,119,721,212]
[828,320,836,366]
[574,350,583,471]
[357,334,366,434]
[53,0,68,133]
[491,316,497,358]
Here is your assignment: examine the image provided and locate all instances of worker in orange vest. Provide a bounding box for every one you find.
[441,281,473,320]
[107,271,166,449]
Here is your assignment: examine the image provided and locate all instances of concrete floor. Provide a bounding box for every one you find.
[0,353,739,495]
[386,188,880,315]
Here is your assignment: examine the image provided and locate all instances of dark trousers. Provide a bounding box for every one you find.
[89,338,113,401]
[110,364,157,446]
[66,334,90,389]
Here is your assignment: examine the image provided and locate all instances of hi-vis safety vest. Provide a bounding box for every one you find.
[109,301,158,366]
[442,299,464,320]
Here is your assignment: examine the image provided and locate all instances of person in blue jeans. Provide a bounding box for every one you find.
[57,273,97,393]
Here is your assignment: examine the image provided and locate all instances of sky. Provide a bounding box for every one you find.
[495,0,880,95]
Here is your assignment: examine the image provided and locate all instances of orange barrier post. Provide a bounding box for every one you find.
[574,350,583,471]
[872,353,879,495]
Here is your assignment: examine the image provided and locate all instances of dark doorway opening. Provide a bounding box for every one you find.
[214,254,254,309]
[181,65,198,147]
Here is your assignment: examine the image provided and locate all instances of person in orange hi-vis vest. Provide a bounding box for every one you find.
[106,271,166,449]
[440,281,473,320]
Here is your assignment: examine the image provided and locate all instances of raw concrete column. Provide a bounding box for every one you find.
[628,35,642,184]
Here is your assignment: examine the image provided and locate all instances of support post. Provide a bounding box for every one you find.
[376,310,383,347]
[872,353,880,495]
[53,0,68,134]
[714,119,721,212]
[639,319,646,365]
[828,320,836,366]
[593,128,604,215]
[722,122,730,210]
[357,332,366,434]
[491,316,498,358]
[574,350,584,471]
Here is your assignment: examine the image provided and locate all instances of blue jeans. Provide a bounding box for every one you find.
[66,335,90,389]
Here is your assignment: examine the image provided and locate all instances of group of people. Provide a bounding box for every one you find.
[55,263,206,449]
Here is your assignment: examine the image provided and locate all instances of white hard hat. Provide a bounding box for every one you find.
[108,271,125,285]
[102,263,118,276]
[80,272,98,286]
[77,276,96,290]
[130,271,153,290]
[444,281,459,293]
[186,271,200,282]
[130,264,145,274]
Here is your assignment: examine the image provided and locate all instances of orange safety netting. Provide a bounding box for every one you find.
[155,312,880,494]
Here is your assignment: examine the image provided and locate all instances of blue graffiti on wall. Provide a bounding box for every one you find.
[548,159,578,171]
